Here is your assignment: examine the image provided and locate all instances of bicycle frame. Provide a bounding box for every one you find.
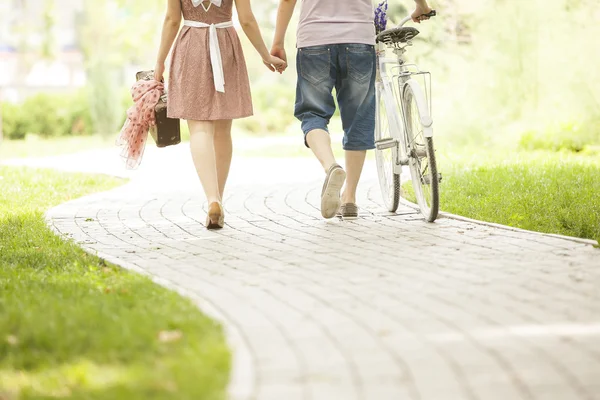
[375,17,434,143]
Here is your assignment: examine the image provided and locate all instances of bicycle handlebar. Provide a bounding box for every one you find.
[398,10,437,28]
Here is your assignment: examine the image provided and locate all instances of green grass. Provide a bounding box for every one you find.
[405,151,600,242]
[0,167,230,400]
[0,136,115,160]
[0,131,320,160]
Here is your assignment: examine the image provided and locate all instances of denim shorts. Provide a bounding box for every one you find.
[294,43,376,151]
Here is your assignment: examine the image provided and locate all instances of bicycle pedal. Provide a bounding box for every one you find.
[376,139,397,150]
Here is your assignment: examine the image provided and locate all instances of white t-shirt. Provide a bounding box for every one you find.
[297,0,376,48]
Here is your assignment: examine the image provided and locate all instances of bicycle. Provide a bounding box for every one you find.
[374,11,441,222]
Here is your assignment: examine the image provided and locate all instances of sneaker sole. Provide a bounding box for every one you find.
[321,168,346,219]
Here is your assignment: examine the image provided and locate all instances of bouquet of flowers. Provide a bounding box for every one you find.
[374,0,388,34]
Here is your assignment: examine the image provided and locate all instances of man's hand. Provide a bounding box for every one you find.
[266,45,288,74]
[412,1,433,23]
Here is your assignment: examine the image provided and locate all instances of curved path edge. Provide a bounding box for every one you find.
[397,199,599,246]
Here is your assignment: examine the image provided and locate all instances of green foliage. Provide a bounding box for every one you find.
[8,0,599,142]
[1,103,28,140]
[77,2,160,137]
[519,118,600,153]
[1,92,95,140]
[237,83,297,134]
[0,167,230,399]
[420,0,600,150]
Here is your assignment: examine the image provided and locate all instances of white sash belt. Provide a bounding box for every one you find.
[183,20,234,93]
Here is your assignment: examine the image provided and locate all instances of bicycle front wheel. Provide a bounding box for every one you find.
[375,85,401,212]
[403,82,439,222]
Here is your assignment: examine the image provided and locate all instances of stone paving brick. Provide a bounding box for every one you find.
[44,158,600,400]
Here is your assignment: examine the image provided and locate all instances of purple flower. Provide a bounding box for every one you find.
[374,0,388,34]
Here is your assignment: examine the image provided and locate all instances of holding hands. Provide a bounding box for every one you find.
[263,53,287,73]
[264,45,287,74]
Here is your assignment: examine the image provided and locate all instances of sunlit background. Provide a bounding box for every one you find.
[1,0,599,148]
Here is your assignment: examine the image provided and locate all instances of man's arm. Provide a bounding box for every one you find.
[270,0,298,68]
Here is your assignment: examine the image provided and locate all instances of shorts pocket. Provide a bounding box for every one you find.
[346,45,375,84]
[299,46,331,86]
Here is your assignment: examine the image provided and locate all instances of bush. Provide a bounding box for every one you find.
[519,118,600,153]
[1,103,28,140]
[236,83,297,135]
[1,91,95,140]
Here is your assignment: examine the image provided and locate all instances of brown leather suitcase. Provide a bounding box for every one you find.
[135,70,181,148]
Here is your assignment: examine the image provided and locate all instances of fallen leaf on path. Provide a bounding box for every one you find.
[6,335,18,346]
[158,330,183,343]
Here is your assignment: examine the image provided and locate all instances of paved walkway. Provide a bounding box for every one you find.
[11,146,600,400]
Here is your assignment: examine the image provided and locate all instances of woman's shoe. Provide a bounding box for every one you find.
[206,202,225,230]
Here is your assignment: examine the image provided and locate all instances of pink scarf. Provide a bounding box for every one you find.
[116,79,164,169]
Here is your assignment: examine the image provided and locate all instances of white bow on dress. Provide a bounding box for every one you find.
[191,0,222,8]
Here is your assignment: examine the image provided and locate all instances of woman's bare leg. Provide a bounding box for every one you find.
[188,120,220,204]
[213,119,233,198]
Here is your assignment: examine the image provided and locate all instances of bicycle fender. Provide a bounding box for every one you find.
[404,79,433,138]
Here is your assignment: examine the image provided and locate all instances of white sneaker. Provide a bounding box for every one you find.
[320,164,346,219]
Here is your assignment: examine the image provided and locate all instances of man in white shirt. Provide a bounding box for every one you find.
[271,0,433,219]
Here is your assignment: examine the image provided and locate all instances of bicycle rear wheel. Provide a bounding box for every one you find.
[375,85,401,212]
[403,83,439,222]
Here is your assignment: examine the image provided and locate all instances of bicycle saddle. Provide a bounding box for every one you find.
[376,27,420,45]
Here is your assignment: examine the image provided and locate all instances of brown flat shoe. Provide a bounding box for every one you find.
[337,203,359,220]
[206,202,225,230]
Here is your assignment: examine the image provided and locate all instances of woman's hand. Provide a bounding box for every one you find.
[154,63,165,82]
[264,55,287,74]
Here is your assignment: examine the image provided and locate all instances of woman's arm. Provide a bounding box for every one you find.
[154,0,182,81]
[234,0,286,71]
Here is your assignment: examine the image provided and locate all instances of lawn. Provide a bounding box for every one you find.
[0,129,354,161]
[406,151,600,243]
[0,167,230,400]
[0,136,116,160]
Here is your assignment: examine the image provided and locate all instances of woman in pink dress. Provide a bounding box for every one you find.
[154,0,285,229]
